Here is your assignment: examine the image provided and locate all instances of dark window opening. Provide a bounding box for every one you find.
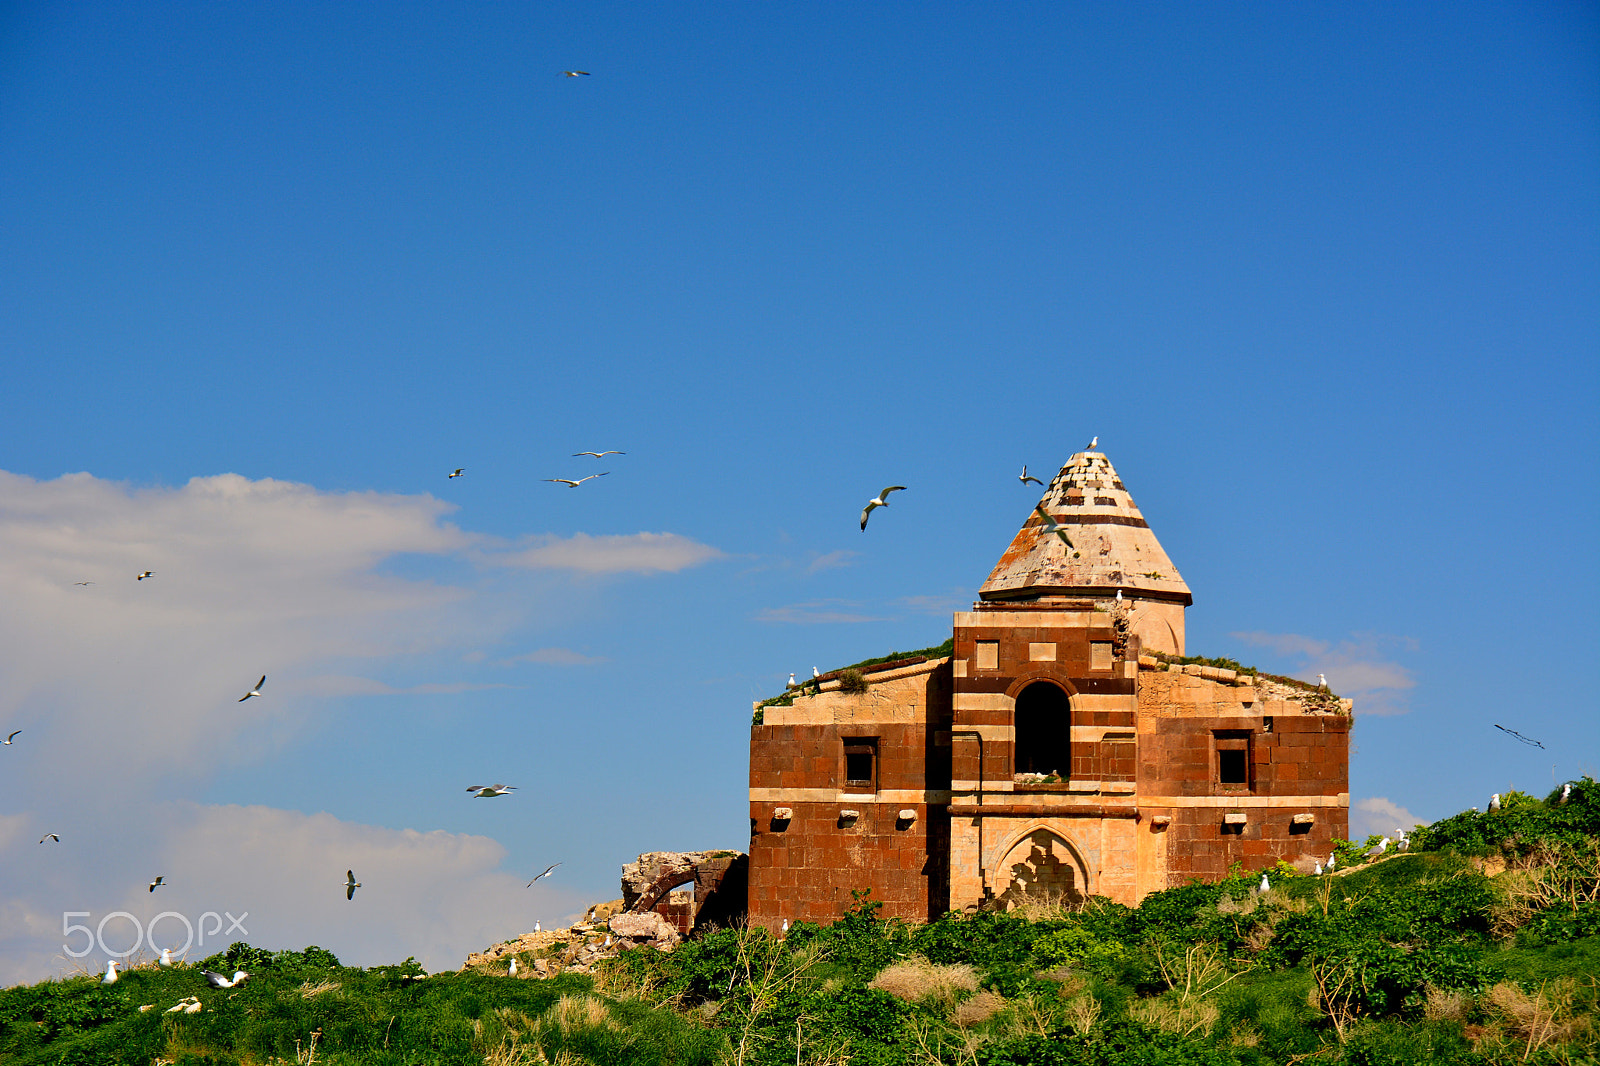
[844,739,877,790]
[1014,682,1071,777]
[1218,750,1248,784]
[1215,730,1253,790]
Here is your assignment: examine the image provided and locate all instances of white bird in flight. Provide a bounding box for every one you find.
[39,833,59,844]
[148,875,168,893]
[1032,505,1075,548]
[1019,465,1043,486]
[859,486,907,530]
[238,676,266,702]
[572,450,624,458]
[73,581,93,586]
[563,70,590,76]
[344,870,361,900]
[102,961,119,984]
[468,784,516,797]
[137,571,154,580]
[1084,436,1098,452]
[449,468,465,478]
[527,862,561,886]
[4,730,18,744]
[203,969,249,989]
[544,473,608,487]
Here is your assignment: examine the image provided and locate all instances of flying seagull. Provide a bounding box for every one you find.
[344,870,361,900]
[1494,724,1545,749]
[572,450,624,458]
[238,676,266,702]
[467,784,516,797]
[4,730,18,744]
[102,961,119,984]
[73,581,94,586]
[563,70,591,76]
[544,473,608,487]
[526,862,561,887]
[449,468,465,478]
[1019,465,1043,486]
[1084,436,1098,452]
[1032,505,1074,549]
[148,876,168,893]
[859,486,907,530]
[39,833,59,844]
[137,571,154,580]
[203,969,248,989]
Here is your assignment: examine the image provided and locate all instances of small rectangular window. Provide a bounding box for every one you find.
[844,739,877,791]
[1215,730,1252,789]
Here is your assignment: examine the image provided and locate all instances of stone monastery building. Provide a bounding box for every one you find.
[747,449,1351,928]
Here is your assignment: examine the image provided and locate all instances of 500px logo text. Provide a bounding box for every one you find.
[63,910,249,958]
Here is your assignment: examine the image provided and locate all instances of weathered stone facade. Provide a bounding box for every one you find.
[747,449,1350,930]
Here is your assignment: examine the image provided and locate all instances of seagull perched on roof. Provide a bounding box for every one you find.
[39,833,59,844]
[1019,465,1043,486]
[1489,793,1501,812]
[563,70,590,76]
[860,486,907,530]
[572,450,624,458]
[137,571,153,580]
[102,961,119,984]
[203,969,248,989]
[4,730,18,744]
[238,676,266,702]
[449,468,465,478]
[527,863,560,886]
[344,870,361,900]
[1032,505,1074,549]
[148,876,168,893]
[468,784,516,797]
[1084,436,1098,452]
[544,473,608,487]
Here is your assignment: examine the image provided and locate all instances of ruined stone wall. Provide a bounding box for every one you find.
[1136,663,1350,887]
[747,662,952,929]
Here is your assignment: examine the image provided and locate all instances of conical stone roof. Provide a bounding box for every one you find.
[979,451,1191,604]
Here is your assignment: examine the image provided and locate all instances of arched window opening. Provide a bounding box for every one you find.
[1014,682,1071,777]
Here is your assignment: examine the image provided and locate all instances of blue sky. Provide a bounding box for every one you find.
[1,1,1595,982]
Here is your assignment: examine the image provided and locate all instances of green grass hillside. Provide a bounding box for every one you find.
[4,779,1596,1065]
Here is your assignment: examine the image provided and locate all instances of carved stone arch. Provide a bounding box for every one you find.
[1004,674,1078,701]
[991,823,1088,909]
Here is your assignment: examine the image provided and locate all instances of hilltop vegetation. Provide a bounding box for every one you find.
[3,781,1596,1065]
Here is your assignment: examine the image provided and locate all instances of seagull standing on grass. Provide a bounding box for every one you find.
[1019,465,1043,486]
[159,948,175,968]
[467,784,516,798]
[1258,873,1270,893]
[1366,837,1389,860]
[3,730,18,744]
[860,486,907,530]
[102,961,119,984]
[527,863,560,886]
[1395,832,1410,853]
[1314,861,1323,875]
[508,957,518,976]
[1033,505,1075,549]
[1318,674,1327,689]
[1489,793,1502,812]
[1327,853,1336,872]
[344,870,361,900]
[1560,783,1572,805]
[203,969,248,989]
[238,676,266,702]
[148,876,168,893]
[544,473,608,488]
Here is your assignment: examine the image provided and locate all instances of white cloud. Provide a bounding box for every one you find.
[756,600,890,624]
[1350,796,1426,841]
[806,550,859,574]
[490,532,723,574]
[1231,630,1417,715]
[0,802,586,986]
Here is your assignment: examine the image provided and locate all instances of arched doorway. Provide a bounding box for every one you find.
[995,828,1086,909]
[1014,681,1071,777]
